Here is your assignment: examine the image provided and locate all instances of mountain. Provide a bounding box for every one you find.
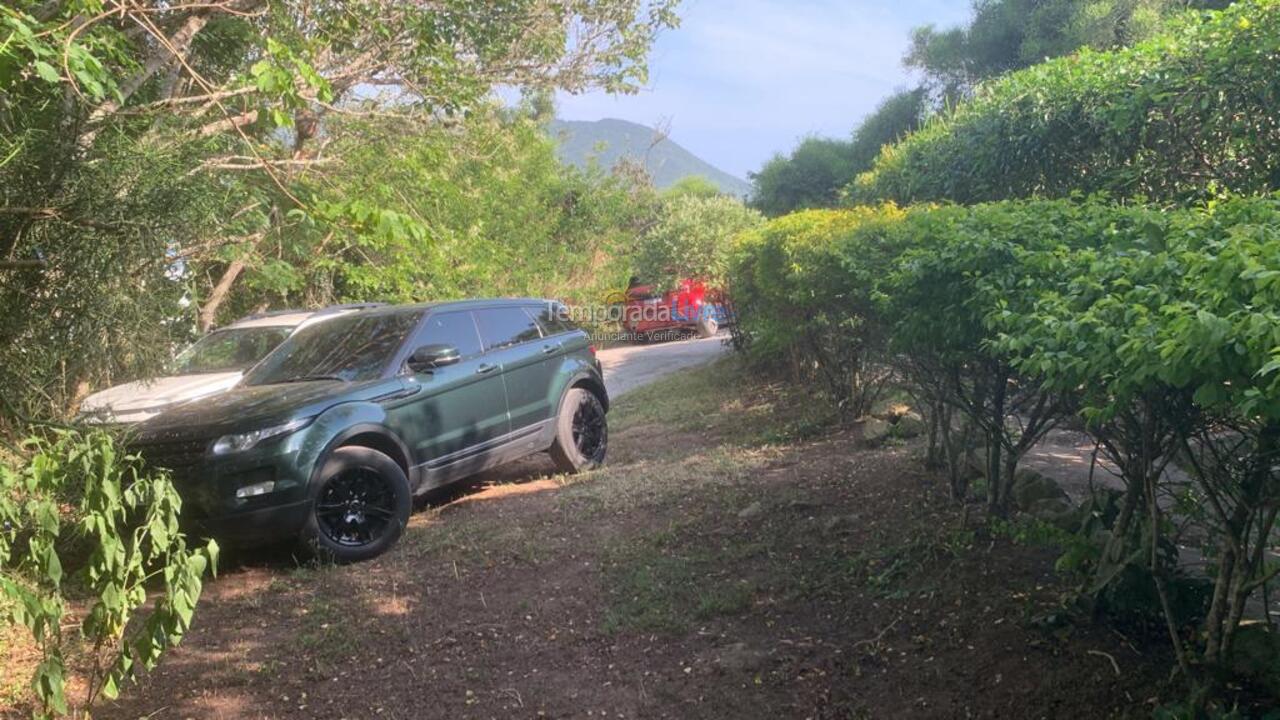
[549,118,751,197]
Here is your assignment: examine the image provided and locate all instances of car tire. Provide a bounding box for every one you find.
[301,446,411,564]
[550,388,608,474]
[696,316,719,338]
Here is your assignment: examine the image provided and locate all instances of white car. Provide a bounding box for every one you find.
[79,305,380,424]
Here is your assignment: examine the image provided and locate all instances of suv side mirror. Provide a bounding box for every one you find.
[407,344,461,373]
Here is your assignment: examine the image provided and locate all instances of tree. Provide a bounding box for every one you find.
[855,0,1280,206]
[906,0,1229,99]
[0,0,679,421]
[848,88,927,170]
[749,89,924,218]
[749,138,859,217]
[224,103,654,314]
[634,195,762,287]
[661,175,722,199]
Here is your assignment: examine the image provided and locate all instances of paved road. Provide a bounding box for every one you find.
[597,334,728,398]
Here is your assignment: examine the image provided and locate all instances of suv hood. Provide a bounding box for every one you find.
[135,378,398,440]
[80,372,243,424]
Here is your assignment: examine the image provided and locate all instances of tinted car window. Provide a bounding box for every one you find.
[417,311,483,358]
[243,311,422,385]
[172,326,292,375]
[474,307,542,351]
[528,304,578,336]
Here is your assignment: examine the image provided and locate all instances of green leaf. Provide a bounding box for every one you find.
[32,60,59,84]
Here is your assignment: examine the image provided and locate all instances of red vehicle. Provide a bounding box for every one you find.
[620,278,731,342]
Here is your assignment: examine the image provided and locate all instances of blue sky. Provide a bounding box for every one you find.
[555,0,973,180]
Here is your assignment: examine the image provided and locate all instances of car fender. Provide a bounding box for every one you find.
[293,402,418,491]
[550,363,609,415]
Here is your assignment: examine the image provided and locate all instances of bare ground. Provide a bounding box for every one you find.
[8,361,1180,719]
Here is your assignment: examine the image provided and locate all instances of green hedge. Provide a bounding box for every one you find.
[728,194,1280,687]
[852,0,1280,205]
[729,205,907,416]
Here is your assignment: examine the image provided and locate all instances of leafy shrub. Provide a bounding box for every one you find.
[0,429,217,716]
[996,194,1280,675]
[633,194,763,288]
[853,0,1280,206]
[729,193,1280,689]
[728,205,906,416]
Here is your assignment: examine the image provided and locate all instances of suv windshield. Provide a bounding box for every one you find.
[243,310,423,386]
[172,326,293,375]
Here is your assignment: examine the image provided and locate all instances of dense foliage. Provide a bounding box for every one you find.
[0,0,678,424]
[749,139,864,218]
[854,0,1280,205]
[748,90,925,218]
[905,0,1228,99]
[1,430,218,716]
[728,195,1280,696]
[632,194,762,288]
[729,206,905,416]
[208,105,653,319]
[749,0,1221,217]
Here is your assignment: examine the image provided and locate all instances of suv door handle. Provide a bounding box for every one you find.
[541,343,561,355]
[475,363,499,375]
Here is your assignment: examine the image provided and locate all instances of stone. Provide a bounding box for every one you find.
[891,411,927,439]
[738,501,764,519]
[1027,498,1080,531]
[1011,468,1070,511]
[860,416,893,444]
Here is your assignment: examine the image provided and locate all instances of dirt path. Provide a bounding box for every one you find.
[85,362,1176,720]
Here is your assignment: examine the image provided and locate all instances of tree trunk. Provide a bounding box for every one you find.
[198,259,245,332]
[986,374,1007,515]
[79,13,211,149]
[1204,546,1235,664]
[925,398,941,469]
[1001,453,1019,514]
[1147,467,1195,680]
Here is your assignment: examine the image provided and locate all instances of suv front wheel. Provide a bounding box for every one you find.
[301,446,411,563]
[550,388,608,473]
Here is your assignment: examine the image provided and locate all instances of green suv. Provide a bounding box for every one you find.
[131,299,608,562]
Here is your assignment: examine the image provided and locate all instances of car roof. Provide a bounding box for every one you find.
[223,312,316,329]
[357,298,556,317]
[221,303,387,331]
[222,299,554,330]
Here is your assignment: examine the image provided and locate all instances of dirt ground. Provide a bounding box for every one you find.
[9,361,1183,719]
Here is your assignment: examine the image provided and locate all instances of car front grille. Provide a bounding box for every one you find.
[130,437,210,472]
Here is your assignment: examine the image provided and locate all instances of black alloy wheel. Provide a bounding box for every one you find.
[316,467,397,547]
[302,446,411,563]
[572,397,607,460]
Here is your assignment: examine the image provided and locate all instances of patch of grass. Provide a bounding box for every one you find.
[989,516,1076,548]
[296,594,360,664]
[600,530,760,634]
[402,511,553,566]
[611,358,840,448]
[558,445,771,518]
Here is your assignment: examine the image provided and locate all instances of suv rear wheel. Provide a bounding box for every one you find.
[302,446,411,563]
[550,388,608,473]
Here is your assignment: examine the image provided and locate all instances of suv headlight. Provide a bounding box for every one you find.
[212,417,312,455]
